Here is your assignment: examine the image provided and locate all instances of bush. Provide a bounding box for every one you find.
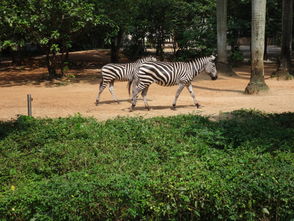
[0,111,293,220]
[122,42,146,60]
[175,49,215,61]
[229,50,244,65]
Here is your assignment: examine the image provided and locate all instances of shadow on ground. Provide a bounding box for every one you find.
[0,49,279,87]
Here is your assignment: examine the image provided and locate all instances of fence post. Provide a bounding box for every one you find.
[27,94,33,116]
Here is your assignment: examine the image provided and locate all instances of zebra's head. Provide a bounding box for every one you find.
[204,55,217,80]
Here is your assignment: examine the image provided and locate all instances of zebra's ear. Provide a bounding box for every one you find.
[209,55,216,62]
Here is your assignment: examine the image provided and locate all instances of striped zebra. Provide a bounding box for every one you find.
[130,55,217,111]
[95,56,156,105]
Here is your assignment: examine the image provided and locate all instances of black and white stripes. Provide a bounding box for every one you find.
[95,56,156,105]
[130,55,217,111]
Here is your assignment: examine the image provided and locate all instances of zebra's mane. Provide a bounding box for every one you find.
[191,55,215,63]
[135,56,156,63]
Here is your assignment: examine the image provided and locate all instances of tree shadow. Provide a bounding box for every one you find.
[214,111,294,153]
[0,65,103,87]
[0,49,109,87]
[192,85,244,94]
[97,99,131,105]
[175,110,294,153]
[232,72,272,80]
[97,98,151,105]
[121,104,198,112]
[0,72,50,87]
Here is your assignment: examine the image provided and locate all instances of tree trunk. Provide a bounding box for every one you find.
[111,29,123,63]
[46,51,58,79]
[216,0,236,76]
[11,46,24,66]
[172,33,177,56]
[264,34,268,60]
[60,51,65,76]
[245,0,269,94]
[155,27,164,60]
[272,0,293,79]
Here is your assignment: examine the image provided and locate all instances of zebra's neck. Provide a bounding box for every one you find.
[189,57,209,76]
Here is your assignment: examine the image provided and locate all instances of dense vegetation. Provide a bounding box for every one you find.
[0,110,293,220]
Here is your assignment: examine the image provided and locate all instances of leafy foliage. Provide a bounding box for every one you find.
[0,110,293,220]
[0,0,284,64]
[0,0,111,76]
[174,0,217,59]
[25,0,105,77]
[125,0,217,60]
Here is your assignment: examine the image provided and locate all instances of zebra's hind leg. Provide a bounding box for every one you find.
[96,81,107,105]
[171,83,185,110]
[186,83,201,108]
[141,87,150,110]
[108,81,120,104]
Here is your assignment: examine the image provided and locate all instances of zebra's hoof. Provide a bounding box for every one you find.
[171,105,176,111]
[129,105,135,112]
[116,101,120,104]
[95,101,99,106]
[195,103,201,108]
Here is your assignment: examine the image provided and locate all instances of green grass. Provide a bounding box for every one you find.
[0,110,293,220]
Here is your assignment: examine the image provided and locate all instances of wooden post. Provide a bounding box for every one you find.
[27,94,33,116]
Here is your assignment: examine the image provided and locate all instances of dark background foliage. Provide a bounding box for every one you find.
[0,0,283,64]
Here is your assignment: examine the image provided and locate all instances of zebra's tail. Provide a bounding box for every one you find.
[99,79,104,89]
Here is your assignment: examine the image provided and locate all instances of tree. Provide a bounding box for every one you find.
[227,0,282,62]
[172,0,217,59]
[28,0,103,78]
[227,0,251,64]
[0,0,30,64]
[132,0,176,59]
[264,0,282,60]
[245,0,269,94]
[216,0,236,76]
[272,0,293,79]
[0,0,107,78]
[98,0,132,62]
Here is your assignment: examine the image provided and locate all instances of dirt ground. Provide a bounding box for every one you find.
[0,50,294,121]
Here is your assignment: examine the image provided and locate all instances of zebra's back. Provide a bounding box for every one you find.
[138,61,191,87]
[101,56,157,83]
[102,63,130,82]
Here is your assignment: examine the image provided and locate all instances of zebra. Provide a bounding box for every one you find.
[130,55,217,111]
[95,56,157,105]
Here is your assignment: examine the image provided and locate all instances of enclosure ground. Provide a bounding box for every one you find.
[0,50,293,121]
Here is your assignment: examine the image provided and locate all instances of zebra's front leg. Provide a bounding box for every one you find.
[96,81,107,105]
[130,87,143,112]
[171,83,185,110]
[131,78,138,100]
[108,81,120,104]
[186,83,201,108]
[141,87,150,110]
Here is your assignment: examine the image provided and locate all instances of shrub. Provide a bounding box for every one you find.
[229,50,244,65]
[0,111,293,220]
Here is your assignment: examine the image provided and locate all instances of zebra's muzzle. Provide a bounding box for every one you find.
[211,75,218,80]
